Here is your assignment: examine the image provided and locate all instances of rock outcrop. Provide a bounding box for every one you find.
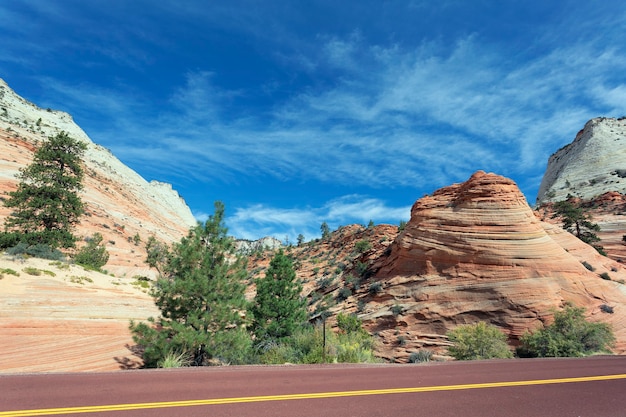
[365,171,626,359]
[0,78,197,276]
[537,117,626,204]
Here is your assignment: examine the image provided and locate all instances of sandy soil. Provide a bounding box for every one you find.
[0,255,159,373]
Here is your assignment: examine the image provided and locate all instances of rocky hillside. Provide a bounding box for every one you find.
[0,78,198,373]
[0,78,197,277]
[258,172,626,362]
[535,117,626,264]
[537,117,626,204]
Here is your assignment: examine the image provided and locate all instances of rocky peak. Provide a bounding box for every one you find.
[0,78,196,276]
[368,171,626,358]
[537,117,626,204]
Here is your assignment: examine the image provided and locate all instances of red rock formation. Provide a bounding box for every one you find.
[368,171,626,359]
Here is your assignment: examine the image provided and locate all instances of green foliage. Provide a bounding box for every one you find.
[447,322,513,360]
[336,286,352,301]
[68,275,93,284]
[145,236,169,277]
[391,304,403,316]
[5,242,65,260]
[256,324,377,364]
[408,350,433,363]
[518,305,615,357]
[0,268,19,276]
[599,272,611,281]
[296,234,305,246]
[369,281,383,294]
[1,132,87,249]
[158,351,191,368]
[130,202,252,368]
[356,261,369,278]
[251,249,306,342]
[320,222,331,240]
[336,313,362,334]
[354,240,371,253]
[23,267,42,276]
[582,261,595,271]
[398,220,407,231]
[74,233,109,271]
[552,200,604,255]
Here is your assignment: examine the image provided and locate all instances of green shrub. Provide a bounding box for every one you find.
[23,267,42,276]
[0,268,19,276]
[69,275,93,284]
[6,242,65,260]
[354,240,371,253]
[158,351,190,368]
[600,304,614,314]
[391,304,403,316]
[337,287,352,301]
[518,305,615,357]
[599,272,611,280]
[257,324,377,364]
[409,349,433,363]
[582,261,595,271]
[336,313,362,334]
[74,233,109,271]
[369,282,383,294]
[447,322,513,360]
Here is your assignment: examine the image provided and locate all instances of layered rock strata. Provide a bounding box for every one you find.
[368,171,626,358]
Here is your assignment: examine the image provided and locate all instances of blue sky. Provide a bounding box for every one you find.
[1,1,625,242]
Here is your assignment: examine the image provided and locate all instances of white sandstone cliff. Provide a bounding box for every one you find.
[537,117,626,204]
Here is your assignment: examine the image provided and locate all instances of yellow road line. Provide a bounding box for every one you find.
[2,373,625,416]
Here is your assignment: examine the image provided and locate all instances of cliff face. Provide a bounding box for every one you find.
[365,172,626,360]
[0,78,197,276]
[537,117,626,204]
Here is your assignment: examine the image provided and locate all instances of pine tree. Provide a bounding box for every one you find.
[252,249,306,342]
[1,131,87,249]
[320,222,330,240]
[552,199,604,255]
[130,202,252,367]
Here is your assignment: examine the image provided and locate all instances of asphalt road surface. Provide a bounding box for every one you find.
[1,356,625,417]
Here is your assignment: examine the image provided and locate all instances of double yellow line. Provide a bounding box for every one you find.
[3,373,625,416]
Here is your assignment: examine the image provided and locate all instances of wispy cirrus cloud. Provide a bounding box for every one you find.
[5,1,626,240]
[227,196,411,241]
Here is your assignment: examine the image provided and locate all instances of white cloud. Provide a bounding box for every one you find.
[13,2,626,204]
[226,196,411,241]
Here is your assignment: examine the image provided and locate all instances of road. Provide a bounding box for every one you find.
[1,356,625,416]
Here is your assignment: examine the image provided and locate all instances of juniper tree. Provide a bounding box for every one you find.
[130,202,252,367]
[251,249,306,342]
[1,131,87,248]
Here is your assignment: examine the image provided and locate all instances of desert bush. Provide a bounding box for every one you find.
[600,304,614,314]
[354,240,371,253]
[409,350,433,363]
[518,305,615,357]
[599,272,611,280]
[257,323,377,364]
[157,351,190,368]
[23,267,42,276]
[336,313,362,334]
[0,268,19,276]
[582,261,595,271]
[337,287,352,301]
[391,304,403,316]
[6,242,65,260]
[369,282,383,294]
[447,322,513,360]
[74,233,109,271]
